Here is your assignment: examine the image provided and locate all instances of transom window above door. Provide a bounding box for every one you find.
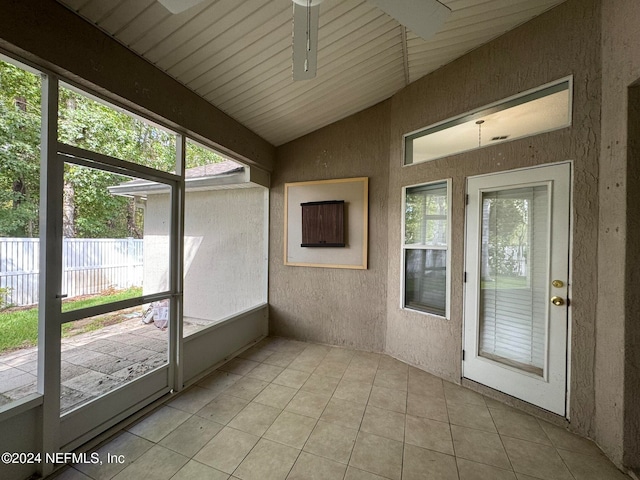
[404,77,573,165]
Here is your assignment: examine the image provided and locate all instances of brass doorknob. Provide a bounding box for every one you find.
[551,296,565,306]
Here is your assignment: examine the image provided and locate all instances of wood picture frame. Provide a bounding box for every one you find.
[284,177,368,269]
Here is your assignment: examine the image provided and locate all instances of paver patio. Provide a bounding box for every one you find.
[0,315,206,413]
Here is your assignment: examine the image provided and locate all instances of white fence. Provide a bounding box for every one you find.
[0,238,143,307]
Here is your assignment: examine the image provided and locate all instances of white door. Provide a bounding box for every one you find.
[463,163,570,415]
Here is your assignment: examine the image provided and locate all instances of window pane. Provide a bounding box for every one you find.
[404,249,446,316]
[405,183,447,246]
[58,84,177,173]
[61,162,171,311]
[0,57,42,406]
[405,79,571,165]
[478,186,548,375]
[182,140,266,337]
[60,301,167,414]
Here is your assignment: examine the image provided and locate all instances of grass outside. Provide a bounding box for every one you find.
[481,275,528,289]
[0,287,143,354]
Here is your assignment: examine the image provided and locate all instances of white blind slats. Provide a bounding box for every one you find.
[479,186,548,372]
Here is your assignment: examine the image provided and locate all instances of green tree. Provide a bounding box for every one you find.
[1,57,224,239]
[0,62,41,237]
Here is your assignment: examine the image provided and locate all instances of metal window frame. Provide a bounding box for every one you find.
[400,179,452,319]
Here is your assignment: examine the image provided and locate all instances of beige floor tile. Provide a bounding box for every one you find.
[349,431,403,480]
[407,392,449,422]
[111,445,188,480]
[246,363,285,382]
[263,351,299,368]
[405,414,454,455]
[539,421,605,456]
[272,368,311,389]
[303,420,358,464]
[288,353,325,373]
[264,411,317,449]
[408,368,445,399]
[447,402,497,433]
[557,448,630,480]
[402,444,458,480]
[490,408,552,445]
[193,427,259,474]
[219,358,260,376]
[126,406,191,442]
[234,438,300,480]
[341,365,377,385]
[457,458,517,480]
[501,436,573,480]
[302,344,332,357]
[314,359,349,379]
[378,356,408,373]
[349,354,381,373]
[195,394,250,424]
[360,405,405,442]
[320,398,366,430]
[67,338,620,480]
[198,371,242,395]
[253,383,298,409]
[287,451,347,480]
[49,468,92,480]
[373,370,408,391]
[167,385,220,414]
[301,373,340,395]
[171,460,230,480]
[238,345,274,363]
[344,466,388,480]
[272,339,308,355]
[443,382,486,406]
[324,348,355,364]
[333,379,373,405]
[159,415,223,457]
[74,431,153,480]
[223,377,269,401]
[285,390,332,418]
[451,424,511,470]
[368,385,407,413]
[227,402,281,436]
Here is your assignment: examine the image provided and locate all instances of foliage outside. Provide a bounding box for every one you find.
[482,192,533,280]
[0,58,223,239]
[0,287,142,353]
[404,185,448,246]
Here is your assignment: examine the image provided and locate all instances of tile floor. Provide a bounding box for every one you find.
[53,337,630,480]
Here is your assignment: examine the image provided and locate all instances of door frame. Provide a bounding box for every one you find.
[462,161,573,417]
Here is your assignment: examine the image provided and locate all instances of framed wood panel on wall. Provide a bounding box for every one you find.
[284,177,368,269]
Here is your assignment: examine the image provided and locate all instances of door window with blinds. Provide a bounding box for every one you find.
[402,181,450,317]
[478,185,548,375]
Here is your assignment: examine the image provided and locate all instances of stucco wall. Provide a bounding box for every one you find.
[600,0,640,469]
[271,0,607,456]
[269,102,390,351]
[385,0,601,438]
[145,187,267,323]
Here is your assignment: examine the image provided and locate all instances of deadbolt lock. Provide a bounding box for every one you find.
[551,296,565,306]
[552,280,564,288]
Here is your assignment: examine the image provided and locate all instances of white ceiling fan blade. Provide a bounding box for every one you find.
[368,0,451,41]
[158,0,206,14]
[292,2,321,81]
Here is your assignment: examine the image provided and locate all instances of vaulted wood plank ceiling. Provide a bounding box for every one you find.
[58,0,565,146]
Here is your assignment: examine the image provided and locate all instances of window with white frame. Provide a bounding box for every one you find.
[402,180,450,317]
